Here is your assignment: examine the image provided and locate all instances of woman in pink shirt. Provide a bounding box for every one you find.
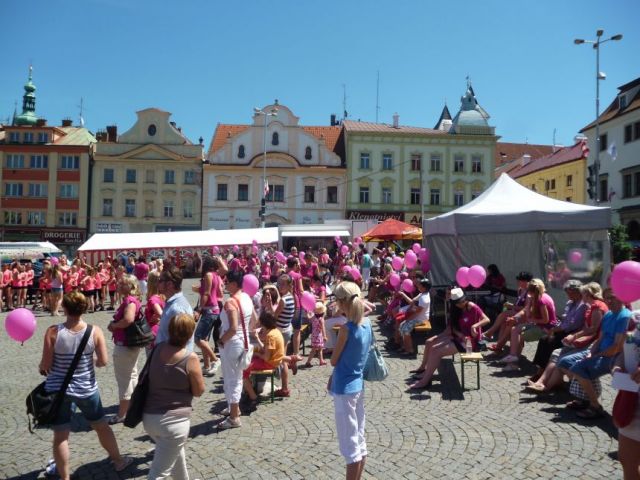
[145,271,165,355]
[14,264,27,308]
[93,268,104,311]
[81,267,96,313]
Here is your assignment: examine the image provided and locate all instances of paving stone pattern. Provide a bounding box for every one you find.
[0,290,622,479]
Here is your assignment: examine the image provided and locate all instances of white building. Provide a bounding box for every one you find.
[203,102,346,229]
[581,77,640,241]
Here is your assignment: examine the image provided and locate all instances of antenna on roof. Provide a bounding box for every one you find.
[375,70,380,123]
[552,128,557,152]
[77,97,85,127]
[342,84,348,120]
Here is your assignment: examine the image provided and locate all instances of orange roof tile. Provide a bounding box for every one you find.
[208,124,250,155]
[504,143,585,179]
[495,142,555,167]
[581,77,640,132]
[342,119,443,135]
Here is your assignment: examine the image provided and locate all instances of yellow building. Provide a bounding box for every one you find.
[504,141,587,204]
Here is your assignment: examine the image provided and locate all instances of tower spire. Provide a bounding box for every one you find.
[15,65,38,126]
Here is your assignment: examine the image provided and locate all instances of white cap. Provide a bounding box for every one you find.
[450,287,465,301]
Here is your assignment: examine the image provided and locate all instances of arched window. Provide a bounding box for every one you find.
[305,146,312,160]
[272,132,279,146]
[238,145,245,158]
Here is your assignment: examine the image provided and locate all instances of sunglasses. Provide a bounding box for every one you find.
[314,312,324,317]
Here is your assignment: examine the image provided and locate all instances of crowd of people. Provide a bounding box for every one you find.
[28,242,640,480]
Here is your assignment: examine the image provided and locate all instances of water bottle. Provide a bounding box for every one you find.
[465,336,472,354]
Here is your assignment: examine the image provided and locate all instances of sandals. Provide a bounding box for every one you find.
[576,405,605,419]
[108,415,124,425]
[217,417,242,430]
[113,456,133,472]
[524,383,547,394]
[566,399,589,410]
[409,368,425,374]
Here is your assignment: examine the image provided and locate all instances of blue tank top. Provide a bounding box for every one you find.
[331,320,372,395]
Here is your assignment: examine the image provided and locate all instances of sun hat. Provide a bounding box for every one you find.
[450,287,465,302]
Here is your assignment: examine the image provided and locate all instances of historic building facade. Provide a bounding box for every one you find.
[91,108,203,234]
[343,83,497,225]
[0,68,94,255]
[203,102,345,229]
[581,76,640,240]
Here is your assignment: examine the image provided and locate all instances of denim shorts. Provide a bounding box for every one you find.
[556,349,589,371]
[291,309,304,330]
[195,310,220,341]
[570,354,615,380]
[52,390,105,431]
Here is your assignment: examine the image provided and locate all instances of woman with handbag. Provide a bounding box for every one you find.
[328,281,372,480]
[143,313,204,480]
[39,291,132,480]
[107,274,143,424]
[218,270,254,429]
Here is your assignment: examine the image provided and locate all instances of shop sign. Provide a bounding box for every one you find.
[40,229,86,245]
[96,222,123,233]
[404,213,422,226]
[346,210,403,222]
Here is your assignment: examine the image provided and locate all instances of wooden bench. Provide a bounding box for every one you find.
[413,321,432,334]
[459,352,483,390]
[300,324,310,354]
[249,369,276,403]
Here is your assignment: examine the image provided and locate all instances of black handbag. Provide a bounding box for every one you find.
[26,325,93,432]
[124,345,156,428]
[124,305,155,347]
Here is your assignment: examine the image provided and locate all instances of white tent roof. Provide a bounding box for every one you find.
[78,228,278,252]
[425,173,611,235]
[0,241,62,259]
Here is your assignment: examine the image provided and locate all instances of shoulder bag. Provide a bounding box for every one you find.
[124,345,156,428]
[124,300,154,347]
[26,325,94,432]
[363,322,388,382]
[233,296,254,370]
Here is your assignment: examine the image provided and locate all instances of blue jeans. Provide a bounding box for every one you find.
[194,310,220,342]
[556,349,589,371]
[570,354,615,379]
[52,390,105,431]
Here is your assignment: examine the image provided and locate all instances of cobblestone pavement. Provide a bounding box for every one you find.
[1,289,622,479]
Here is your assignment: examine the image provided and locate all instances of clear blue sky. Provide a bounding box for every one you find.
[1,0,638,147]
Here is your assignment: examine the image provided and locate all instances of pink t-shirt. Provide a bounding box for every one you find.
[457,302,485,347]
[535,293,558,328]
[199,272,221,313]
[302,263,318,280]
[26,270,35,286]
[2,270,11,286]
[81,276,95,291]
[93,275,102,289]
[134,262,149,281]
[112,295,141,345]
[320,253,330,265]
[145,294,165,334]
[260,262,271,280]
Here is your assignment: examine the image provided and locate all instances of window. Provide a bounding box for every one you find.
[28,183,47,197]
[164,170,175,184]
[545,180,550,191]
[550,179,556,190]
[163,201,174,218]
[238,145,245,158]
[305,146,312,160]
[238,184,249,201]
[566,175,573,187]
[382,153,393,170]
[272,132,279,145]
[38,132,48,143]
[620,95,627,109]
[266,185,284,202]
[304,185,315,203]
[410,188,420,205]
[382,188,392,204]
[9,132,20,143]
[27,211,46,225]
[145,200,154,217]
[531,184,537,192]
[359,152,370,170]
[217,183,228,201]
[4,183,23,196]
[183,199,194,218]
[599,133,608,152]
[454,191,464,207]
[125,199,136,217]
[4,211,22,225]
[635,122,640,141]
[471,191,481,200]
[23,132,34,143]
[623,173,632,198]
[104,168,114,183]
[635,172,640,197]
[30,155,48,168]
[599,177,608,203]
[59,184,78,198]
[625,124,633,143]
[359,187,370,204]
[6,154,25,168]
[471,155,482,173]
[430,189,440,206]
[566,197,572,202]
[454,154,464,172]
[60,155,80,169]
[57,212,77,226]
[147,124,157,136]
[126,169,137,183]
[144,169,155,184]
[327,186,338,204]
[184,170,196,185]
[102,199,113,216]
[411,154,422,172]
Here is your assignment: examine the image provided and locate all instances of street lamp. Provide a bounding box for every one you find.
[574,29,622,204]
[254,106,278,227]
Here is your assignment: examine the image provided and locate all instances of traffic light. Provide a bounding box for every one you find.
[259,198,266,220]
[586,164,596,200]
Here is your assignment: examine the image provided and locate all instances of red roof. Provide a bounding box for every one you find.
[581,76,640,132]
[506,142,585,179]
[495,142,555,167]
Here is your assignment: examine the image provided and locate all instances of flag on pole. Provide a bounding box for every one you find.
[263,179,269,197]
[607,142,617,161]
[580,140,590,158]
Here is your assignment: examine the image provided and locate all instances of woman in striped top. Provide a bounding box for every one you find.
[39,291,131,480]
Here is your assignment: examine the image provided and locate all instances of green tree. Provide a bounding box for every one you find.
[609,224,633,264]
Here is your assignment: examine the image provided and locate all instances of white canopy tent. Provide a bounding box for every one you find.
[424,174,611,305]
[0,241,62,261]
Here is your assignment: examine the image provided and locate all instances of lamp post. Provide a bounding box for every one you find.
[254,106,278,227]
[574,30,622,204]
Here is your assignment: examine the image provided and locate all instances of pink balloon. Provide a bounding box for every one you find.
[412,243,421,253]
[252,245,259,254]
[392,256,403,271]
[301,291,316,312]
[421,258,431,274]
[340,245,349,256]
[5,308,37,343]
[354,237,362,245]
[212,246,219,254]
[242,274,259,296]
[405,250,417,269]
[50,256,59,265]
[336,240,343,247]
[232,245,239,253]
[419,248,429,262]
[468,265,487,288]
[611,261,640,303]
[299,251,306,261]
[401,278,415,294]
[569,250,583,265]
[275,251,287,263]
[390,273,401,288]
[456,267,470,288]
[334,236,340,242]
[252,239,258,246]
[350,268,362,280]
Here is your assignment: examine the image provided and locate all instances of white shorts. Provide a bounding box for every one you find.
[333,389,367,464]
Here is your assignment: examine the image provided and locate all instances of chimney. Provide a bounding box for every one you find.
[574,134,587,144]
[521,154,531,167]
[36,118,47,127]
[96,130,107,142]
[61,118,73,127]
[330,114,337,126]
[392,113,399,128]
[106,125,118,142]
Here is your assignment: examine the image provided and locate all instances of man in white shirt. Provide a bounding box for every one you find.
[396,278,432,358]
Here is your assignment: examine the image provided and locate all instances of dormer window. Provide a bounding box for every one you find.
[305,146,312,160]
[272,132,279,146]
[620,95,627,109]
[238,145,245,158]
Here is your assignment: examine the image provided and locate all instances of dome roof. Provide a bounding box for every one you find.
[455,108,488,127]
[449,81,493,135]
